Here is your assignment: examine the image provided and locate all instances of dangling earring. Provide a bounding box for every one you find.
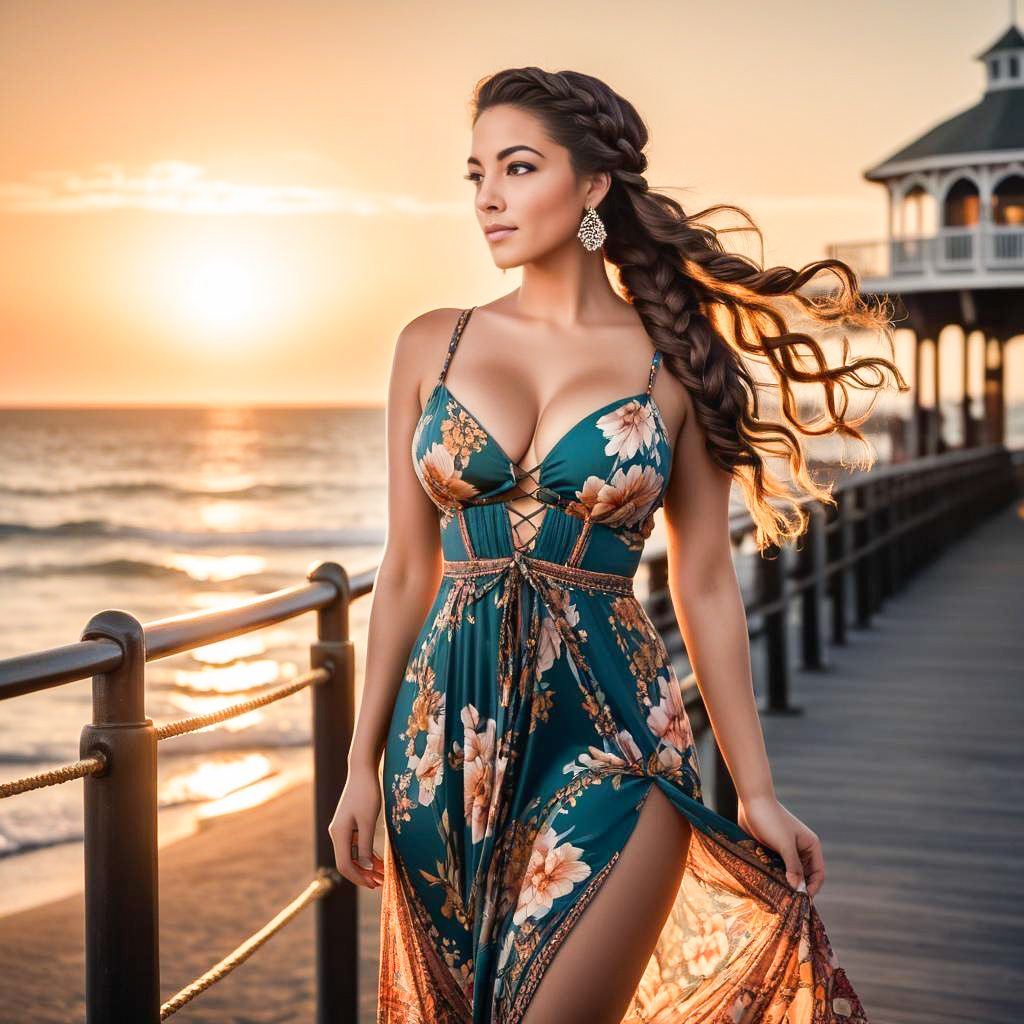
[577,205,607,252]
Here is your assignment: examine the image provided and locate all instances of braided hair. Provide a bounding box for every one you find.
[470,68,907,552]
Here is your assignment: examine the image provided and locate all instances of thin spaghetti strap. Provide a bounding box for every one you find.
[645,349,662,395]
[439,306,476,385]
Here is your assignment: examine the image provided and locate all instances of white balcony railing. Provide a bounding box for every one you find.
[827,225,1024,284]
[990,225,1024,266]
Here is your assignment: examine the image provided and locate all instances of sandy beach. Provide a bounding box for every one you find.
[0,779,382,1023]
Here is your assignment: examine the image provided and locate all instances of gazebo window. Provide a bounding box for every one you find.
[1010,55,1020,77]
[992,174,1024,226]
[990,57,1000,79]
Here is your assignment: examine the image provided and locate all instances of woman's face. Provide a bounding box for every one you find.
[467,104,608,269]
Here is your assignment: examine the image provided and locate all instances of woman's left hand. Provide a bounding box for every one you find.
[737,793,825,897]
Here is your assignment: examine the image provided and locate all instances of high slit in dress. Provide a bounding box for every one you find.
[377,306,870,1023]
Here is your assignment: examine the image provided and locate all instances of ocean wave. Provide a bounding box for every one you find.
[0,732,312,768]
[0,519,385,548]
[0,479,323,499]
[0,558,279,581]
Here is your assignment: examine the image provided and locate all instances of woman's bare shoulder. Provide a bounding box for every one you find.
[391,306,467,405]
[395,306,464,355]
[400,305,464,337]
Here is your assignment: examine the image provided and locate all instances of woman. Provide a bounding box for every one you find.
[330,67,904,1024]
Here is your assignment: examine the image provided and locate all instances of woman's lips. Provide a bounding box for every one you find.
[485,227,516,242]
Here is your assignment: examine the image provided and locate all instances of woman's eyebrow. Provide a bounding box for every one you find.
[466,144,545,167]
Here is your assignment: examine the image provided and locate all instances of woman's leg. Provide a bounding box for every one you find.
[518,782,693,1024]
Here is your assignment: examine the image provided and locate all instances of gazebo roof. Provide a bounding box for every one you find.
[975,24,1024,60]
[866,88,1024,176]
[866,24,1024,178]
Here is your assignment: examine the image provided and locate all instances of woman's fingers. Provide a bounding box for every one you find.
[328,776,384,890]
[356,856,384,887]
[780,841,806,892]
[365,850,385,885]
[329,820,383,888]
[774,803,825,898]
[798,830,825,897]
[352,823,383,888]
[331,815,367,887]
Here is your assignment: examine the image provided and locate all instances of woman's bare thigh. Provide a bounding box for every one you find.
[518,782,693,1024]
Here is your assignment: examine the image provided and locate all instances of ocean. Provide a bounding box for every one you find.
[0,399,1018,916]
[0,405,390,915]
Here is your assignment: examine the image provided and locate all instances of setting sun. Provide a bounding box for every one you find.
[158,245,287,343]
[181,255,262,334]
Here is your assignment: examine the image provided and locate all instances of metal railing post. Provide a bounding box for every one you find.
[876,478,895,604]
[800,503,828,671]
[908,471,923,578]
[890,475,906,591]
[713,746,738,823]
[828,497,849,645]
[78,609,160,1024]
[759,542,798,714]
[645,551,671,626]
[854,483,874,627]
[308,561,357,1024]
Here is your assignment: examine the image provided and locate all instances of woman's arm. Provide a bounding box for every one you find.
[661,389,824,895]
[661,392,775,804]
[329,309,452,888]
[346,314,447,772]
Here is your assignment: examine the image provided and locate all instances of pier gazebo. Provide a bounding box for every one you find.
[828,20,1024,456]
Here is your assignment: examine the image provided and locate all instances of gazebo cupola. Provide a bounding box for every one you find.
[979,23,1024,92]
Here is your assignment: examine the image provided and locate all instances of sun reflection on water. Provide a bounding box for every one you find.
[162,753,274,804]
[173,657,288,694]
[166,552,267,582]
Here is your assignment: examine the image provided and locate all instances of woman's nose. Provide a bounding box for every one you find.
[476,185,504,214]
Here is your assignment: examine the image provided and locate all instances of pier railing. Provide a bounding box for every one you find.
[0,443,1020,1022]
[827,224,1024,282]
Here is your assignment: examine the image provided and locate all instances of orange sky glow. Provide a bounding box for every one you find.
[1,0,1020,406]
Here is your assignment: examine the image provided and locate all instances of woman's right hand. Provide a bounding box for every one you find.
[328,762,385,889]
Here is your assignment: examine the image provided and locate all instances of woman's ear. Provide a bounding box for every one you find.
[585,170,612,209]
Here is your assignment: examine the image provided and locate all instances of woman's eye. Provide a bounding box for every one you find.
[463,162,535,183]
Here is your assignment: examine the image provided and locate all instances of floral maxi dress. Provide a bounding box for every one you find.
[378,306,870,1023]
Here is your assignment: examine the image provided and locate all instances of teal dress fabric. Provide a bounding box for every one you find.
[377,307,870,1024]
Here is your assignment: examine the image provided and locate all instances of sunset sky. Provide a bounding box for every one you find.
[1,0,1021,406]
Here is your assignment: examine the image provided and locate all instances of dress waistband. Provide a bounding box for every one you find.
[441,553,634,595]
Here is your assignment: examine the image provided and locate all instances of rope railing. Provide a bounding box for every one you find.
[152,665,330,741]
[0,445,1019,1022]
[0,752,108,798]
[0,668,333,799]
[159,867,341,1019]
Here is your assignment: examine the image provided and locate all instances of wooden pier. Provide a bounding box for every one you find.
[760,497,1024,1021]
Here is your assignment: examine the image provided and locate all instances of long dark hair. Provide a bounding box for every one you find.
[471,67,909,551]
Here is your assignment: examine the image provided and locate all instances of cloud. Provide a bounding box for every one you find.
[0,161,877,225]
[0,160,464,216]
